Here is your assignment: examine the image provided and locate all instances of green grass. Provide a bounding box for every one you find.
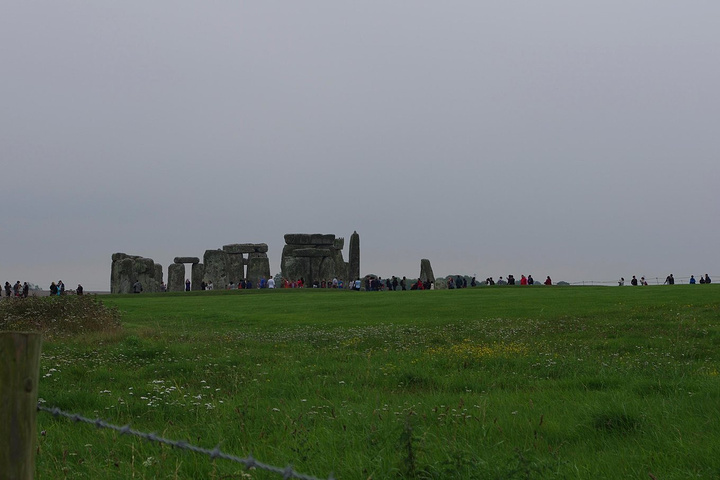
[28,285,720,479]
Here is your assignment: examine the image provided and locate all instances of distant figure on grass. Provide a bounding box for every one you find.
[664,274,675,285]
[132,281,143,293]
[58,280,65,295]
[618,277,625,286]
[267,277,275,288]
[4,282,11,297]
[520,275,528,286]
[704,274,712,284]
[640,277,648,286]
[631,276,638,286]
[23,282,29,297]
[49,282,58,296]
[185,279,191,291]
[690,275,696,284]
[76,284,84,295]
[400,276,407,290]
[527,275,534,285]
[14,281,21,297]
[544,276,552,286]
[207,281,214,290]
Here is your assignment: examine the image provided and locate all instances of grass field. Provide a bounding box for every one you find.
[28,285,720,479]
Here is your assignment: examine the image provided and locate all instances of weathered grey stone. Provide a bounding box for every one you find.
[154,264,163,285]
[223,244,256,254]
[168,263,185,292]
[227,254,245,284]
[284,234,312,245]
[349,231,360,281]
[246,255,270,286]
[310,234,335,245]
[111,253,161,293]
[247,252,268,259]
[174,257,200,264]
[281,254,310,283]
[420,259,435,283]
[203,250,229,289]
[192,263,205,291]
[293,248,332,257]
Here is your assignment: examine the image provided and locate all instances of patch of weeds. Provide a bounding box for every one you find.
[592,411,642,434]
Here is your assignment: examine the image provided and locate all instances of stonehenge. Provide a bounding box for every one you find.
[110,253,163,294]
[419,258,435,284]
[280,234,350,286]
[111,233,371,293]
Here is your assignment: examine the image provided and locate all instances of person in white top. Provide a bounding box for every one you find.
[267,277,275,288]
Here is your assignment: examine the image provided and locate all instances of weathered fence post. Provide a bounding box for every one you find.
[0,332,42,480]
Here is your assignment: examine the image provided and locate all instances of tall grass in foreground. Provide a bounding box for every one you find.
[28,286,720,479]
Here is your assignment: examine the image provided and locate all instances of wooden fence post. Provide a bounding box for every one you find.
[0,332,42,480]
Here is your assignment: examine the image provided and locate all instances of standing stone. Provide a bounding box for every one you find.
[246,253,271,286]
[227,254,245,285]
[420,259,435,284]
[154,264,163,286]
[167,263,185,292]
[203,250,229,289]
[349,231,360,281]
[192,263,205,291]
[111,253,161,293]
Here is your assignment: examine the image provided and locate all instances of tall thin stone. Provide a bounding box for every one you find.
[349,231,360,281]
[167,263,185,292]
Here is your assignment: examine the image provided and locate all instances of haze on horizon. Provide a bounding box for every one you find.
[2,2,718,291]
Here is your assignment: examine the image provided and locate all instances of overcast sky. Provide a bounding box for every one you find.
[2,2,718,290]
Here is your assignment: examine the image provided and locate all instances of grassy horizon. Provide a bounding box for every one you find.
[30,285,720,479]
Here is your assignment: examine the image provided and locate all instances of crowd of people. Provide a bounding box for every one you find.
[1,280,84,298]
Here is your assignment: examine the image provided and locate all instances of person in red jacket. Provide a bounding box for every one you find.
[520,275,528,285]
[544,276,552,286]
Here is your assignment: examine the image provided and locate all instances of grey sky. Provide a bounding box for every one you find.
[2,2,718,290]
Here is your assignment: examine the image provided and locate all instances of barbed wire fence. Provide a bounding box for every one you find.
[37,404,334,480]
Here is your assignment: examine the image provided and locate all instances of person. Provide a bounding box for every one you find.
[267,277,275,288]
[4,282,11,297]
[400,276,407,291]
[689,275,696,284]
[201,280,207,290]
[507,275,516,285]
[618,277,625,286]
[704,274,712,284]
[58,280,65,295]
[447,277,455,289]
[22,282,29,298]
[641,276,648,286]
[544,276,552,286]
[185,279,191,291]
[132,280,143,293]
[392,276,398,291]
[14,281,22,297]
[259,277,267,289]
[470,276,477,287]
[527,275,534,285]
[207,281,214,290]
[520,275,528,286]
[631,276,638,286]
[699,275,705,284]
[76,284,84,295]
[49,282,58,296]
[664,274,675,285]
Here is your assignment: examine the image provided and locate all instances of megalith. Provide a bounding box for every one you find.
[246,253,271,285]
[167,263,185,292]
[420,259,435,284]
[111,253,162,293]
[281,233,351,285]
[349,231,360,281]
[203,250,230,289]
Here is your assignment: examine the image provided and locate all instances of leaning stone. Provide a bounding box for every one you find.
[420,259,435,283]
[174,256,200,264]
